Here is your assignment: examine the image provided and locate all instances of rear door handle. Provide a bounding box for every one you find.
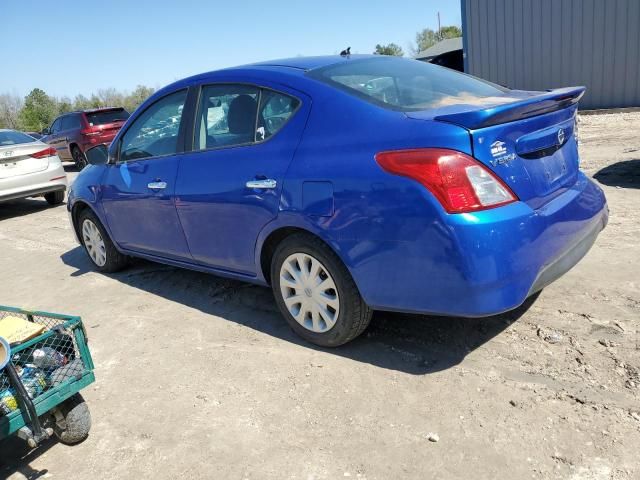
[147,181,167,190]
[245,179,277,189]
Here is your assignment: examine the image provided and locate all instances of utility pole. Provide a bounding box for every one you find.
[437,11,441,40]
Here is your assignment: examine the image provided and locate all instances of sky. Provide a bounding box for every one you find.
[1,0,461,99]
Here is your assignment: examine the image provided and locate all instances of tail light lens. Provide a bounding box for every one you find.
[30,146,57,159]
[375,148,517,213]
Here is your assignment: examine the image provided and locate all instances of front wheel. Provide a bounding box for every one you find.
[271,234,372,347]
[78,209,128,273]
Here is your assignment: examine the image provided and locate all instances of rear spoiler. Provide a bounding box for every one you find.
[433,87,585,130]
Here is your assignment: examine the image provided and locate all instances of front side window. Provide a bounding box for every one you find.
[309,56,509,111]
[120,90,187,161]
[50,118,62,133]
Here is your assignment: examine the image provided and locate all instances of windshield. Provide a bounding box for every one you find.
[86,109,130,126]
[309,57,509,111]
[0,130,38,146]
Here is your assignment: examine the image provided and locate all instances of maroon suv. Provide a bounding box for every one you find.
[42,107,130,169]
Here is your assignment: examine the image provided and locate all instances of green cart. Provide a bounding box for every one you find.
[0,306,95,447]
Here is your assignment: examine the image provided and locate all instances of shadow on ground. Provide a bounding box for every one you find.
[594,159,640,189]
[62,246,537,376]
[0,198,62,221]
[0,436,55,479]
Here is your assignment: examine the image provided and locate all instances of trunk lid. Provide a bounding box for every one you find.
[407,87,585,209]
[0,143,50,179]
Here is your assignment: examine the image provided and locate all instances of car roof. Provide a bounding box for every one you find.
[176,54,381,87]
[238,54,378,71]
[143,55,395,113]
[55,107,125,117]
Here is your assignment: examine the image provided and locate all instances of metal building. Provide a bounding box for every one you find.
[461,0,640,109]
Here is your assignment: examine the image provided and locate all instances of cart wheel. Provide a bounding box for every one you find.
[51,394,91,445]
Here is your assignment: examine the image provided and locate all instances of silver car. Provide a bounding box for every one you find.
[0,129,67,205]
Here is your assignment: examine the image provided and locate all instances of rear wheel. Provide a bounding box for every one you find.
[271,233,372,347]
[44,190,64,205]
[72,146,87,170]
[78,209,128,273]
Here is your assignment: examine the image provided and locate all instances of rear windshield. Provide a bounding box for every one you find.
[0,130,37,146]
[86,109,130,126]
[309,57,509,111]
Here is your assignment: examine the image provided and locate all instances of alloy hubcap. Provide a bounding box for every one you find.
[279,253,340,333]
[82,219,107,267]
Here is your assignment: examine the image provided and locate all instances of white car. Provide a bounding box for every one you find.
[0,129,67,205]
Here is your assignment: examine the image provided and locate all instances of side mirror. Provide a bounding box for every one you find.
[0,337,10,370]
[85,144,109,166]
[41,127,50,135]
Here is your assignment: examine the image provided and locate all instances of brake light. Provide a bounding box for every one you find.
[375,148,517,213]
[30,147,57,159]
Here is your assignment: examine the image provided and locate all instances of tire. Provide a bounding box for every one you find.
[51,394,91,445]
[44,190,65,205]
[271,233,372,347]
[72,146,87,170]
[78,209,128,273]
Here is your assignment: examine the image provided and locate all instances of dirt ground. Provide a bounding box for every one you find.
[0,112,638,480]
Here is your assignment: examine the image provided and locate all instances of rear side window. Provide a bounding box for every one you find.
[195,85,260,150]
[0,130,37,146]
[309,57,508,111]
[258,91,299,140]
[120,90,187,161]
[61,114,81,130]
[86,109,130,126]
[194,85,300,150]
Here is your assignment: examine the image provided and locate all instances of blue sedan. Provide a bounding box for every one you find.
[67,55,608,346]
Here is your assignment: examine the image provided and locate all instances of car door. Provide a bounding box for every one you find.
[175,83,309,274]
[56,114,76,161]
[46,117,64,157]
[100,89,192,261]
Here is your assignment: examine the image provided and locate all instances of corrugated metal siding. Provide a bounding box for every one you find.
[462,0,640,109]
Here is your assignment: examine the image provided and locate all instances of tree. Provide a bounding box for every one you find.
[57,96,73,115]
[411,25,462,55]
[97,88,124,108]
[0,93,24,129]
[440,25,462,39]
[123,85,155,113]
[19,88,57,131]
[374,43,404,57]
[73,94,93,111]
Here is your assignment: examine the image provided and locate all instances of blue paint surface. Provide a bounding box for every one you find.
[68,56,607,317]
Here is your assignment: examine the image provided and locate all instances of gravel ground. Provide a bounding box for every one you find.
[0,112,639,479]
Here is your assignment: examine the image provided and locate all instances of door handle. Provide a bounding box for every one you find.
[147,181,167,190]
[245,178,277,189]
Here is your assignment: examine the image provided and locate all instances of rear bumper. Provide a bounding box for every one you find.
[0,162,68,203]
[356,172,607,316]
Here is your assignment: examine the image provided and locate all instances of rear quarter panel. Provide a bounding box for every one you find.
[261,80,475,302]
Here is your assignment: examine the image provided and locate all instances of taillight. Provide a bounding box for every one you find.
[375,148,517,213]
[30,146,57,159]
